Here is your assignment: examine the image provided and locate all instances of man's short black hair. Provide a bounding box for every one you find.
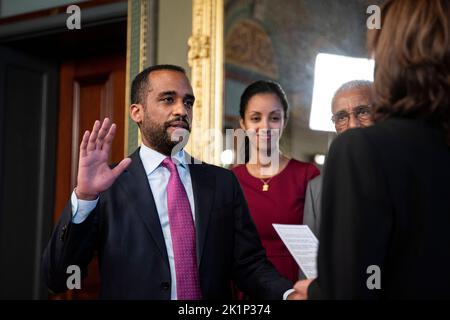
[130,64,186,104]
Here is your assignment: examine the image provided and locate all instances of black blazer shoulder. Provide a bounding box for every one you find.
[310,118,450,299]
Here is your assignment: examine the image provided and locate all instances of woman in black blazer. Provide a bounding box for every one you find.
[293,0,450,299]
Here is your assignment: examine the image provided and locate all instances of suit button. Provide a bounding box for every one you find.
[60,225,67,241]
[161,282,170,290]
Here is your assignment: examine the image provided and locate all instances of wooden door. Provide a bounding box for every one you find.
[52,53,126,299]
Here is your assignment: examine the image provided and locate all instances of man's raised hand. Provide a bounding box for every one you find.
[76,118,132,200]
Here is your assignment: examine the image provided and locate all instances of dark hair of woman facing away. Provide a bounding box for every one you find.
[367,0,450,145]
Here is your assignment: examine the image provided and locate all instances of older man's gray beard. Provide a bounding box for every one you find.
[141,119,191,156]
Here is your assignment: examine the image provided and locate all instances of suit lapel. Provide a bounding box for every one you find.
[188,162,215,266]
[118,149,169,267]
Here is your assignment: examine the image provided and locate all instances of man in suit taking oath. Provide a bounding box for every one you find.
[42,64,296,300]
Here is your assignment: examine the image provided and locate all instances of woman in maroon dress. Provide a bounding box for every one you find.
[232,80,320,288]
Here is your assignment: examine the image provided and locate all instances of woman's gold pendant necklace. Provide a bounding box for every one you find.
[260,177,273,192]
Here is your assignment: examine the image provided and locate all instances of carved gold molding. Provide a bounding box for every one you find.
[124,0,132,156]
[187,0,224,165]
[225,19,278,79]
[125,0,139,156]
[136,0,149,147]
[125,0,149,156]
[139,0,148,71]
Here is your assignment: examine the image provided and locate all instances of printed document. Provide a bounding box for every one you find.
[272,224,318,279]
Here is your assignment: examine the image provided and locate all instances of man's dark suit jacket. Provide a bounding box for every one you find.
[308,118,450,299]
[42,149,292,299]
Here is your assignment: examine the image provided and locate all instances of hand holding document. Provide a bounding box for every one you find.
[273,224,318,279]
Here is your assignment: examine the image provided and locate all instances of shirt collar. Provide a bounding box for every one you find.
[139,144,187,176]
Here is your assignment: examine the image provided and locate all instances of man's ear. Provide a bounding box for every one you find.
[130,103,143,125]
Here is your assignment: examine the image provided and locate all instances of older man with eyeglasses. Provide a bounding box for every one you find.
[331,80,374,134]
[303,80,373,239]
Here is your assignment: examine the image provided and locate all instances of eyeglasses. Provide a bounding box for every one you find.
[331,105,372,128]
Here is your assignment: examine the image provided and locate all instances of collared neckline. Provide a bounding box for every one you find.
[139,144,187,176]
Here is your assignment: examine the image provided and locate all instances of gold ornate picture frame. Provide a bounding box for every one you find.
[186,0,224,165]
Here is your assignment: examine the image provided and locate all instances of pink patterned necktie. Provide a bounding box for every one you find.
[162,157,202,300]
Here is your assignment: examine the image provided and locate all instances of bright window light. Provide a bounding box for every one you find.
[220,149,234,165]
[314,154,326,166]
[309,53,375,132]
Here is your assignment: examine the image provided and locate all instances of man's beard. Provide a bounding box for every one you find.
[141,115,191,156]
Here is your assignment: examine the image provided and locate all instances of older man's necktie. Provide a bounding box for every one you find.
[162,157,202,300]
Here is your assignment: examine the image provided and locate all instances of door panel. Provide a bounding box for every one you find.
[53,53,126,299]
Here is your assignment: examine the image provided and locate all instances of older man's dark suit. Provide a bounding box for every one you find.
[42,149,291,299]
